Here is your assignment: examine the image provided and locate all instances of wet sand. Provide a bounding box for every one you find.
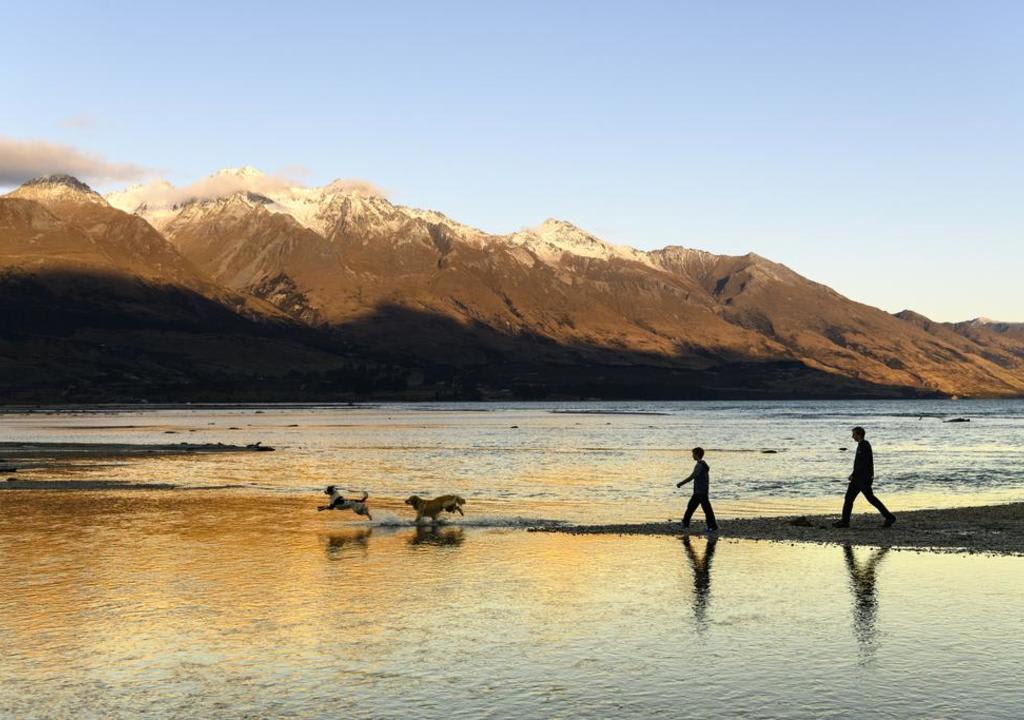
[1,479,244,491]
[0,441,274,457]
[536,502,1024,556]
[0,440,274,475]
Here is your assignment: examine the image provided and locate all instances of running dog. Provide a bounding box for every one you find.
[404,494,465,524]
[318,486,373,520]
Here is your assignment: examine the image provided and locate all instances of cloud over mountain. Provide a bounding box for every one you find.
[0,135,150,185]
[107,167,386,212]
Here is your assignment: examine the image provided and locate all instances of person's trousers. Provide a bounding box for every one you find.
[841,479,893,522]
[683,493,718,529]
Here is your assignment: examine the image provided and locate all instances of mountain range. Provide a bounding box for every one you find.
[1,169,1022,401]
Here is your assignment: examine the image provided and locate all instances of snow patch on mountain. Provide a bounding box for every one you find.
[508,219,657,268]
[106,169,673,269]
[108,168,486,244]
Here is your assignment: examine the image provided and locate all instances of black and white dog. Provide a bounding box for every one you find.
[317,486,373,520]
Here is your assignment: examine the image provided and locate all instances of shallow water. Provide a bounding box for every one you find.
[2,400,1022,523]
[2,402,1023,718]
[1,492,1022,719]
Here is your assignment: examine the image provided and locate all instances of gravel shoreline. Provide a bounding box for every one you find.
[533,502,1024,556]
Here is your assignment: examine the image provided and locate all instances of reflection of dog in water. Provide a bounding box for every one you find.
[324,529,372,558]
[318,486,373,520]
[409,526,465,547]
[404,494,465,524]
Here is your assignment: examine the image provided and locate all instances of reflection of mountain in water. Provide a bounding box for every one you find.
[843,544,889,654]
[682,535,718,633]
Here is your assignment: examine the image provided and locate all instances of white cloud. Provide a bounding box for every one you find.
[0,135,149,185]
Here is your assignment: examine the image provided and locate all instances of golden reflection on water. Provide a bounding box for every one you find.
[3,490,1024,719]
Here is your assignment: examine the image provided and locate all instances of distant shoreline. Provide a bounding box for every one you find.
[2,397,1019,413]
[534,502,1024,556]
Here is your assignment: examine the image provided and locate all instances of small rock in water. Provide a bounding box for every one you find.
[760,449,778,454]
[945,417,970,423]
[839,447,848,451]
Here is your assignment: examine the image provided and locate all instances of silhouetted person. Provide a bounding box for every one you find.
[676,446,719,532]
[682,535,718,632]
[842,544,889,649]
[833,427,896,528]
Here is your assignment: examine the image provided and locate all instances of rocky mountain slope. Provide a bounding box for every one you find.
[0,170,1020,401]
[0,178,396,401]
[105,168,1024,398]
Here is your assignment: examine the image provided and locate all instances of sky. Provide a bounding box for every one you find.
[1,0,1021,321]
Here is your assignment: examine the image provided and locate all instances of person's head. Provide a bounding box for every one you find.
[692,446,705,461]
[851,426,866,441]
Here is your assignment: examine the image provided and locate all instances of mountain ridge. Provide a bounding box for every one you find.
[2,171,1022,401]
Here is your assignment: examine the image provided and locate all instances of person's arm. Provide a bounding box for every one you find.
[676,468,695,488]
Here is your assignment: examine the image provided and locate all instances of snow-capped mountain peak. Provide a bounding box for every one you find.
[103,169,661,268]
[213,166,265,179]
[509,218,656,267]
[10,175,108,206]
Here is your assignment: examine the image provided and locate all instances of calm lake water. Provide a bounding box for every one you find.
[2,401,1023,718]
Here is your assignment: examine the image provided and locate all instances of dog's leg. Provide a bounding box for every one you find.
[455,505,464,516]
[317,505,331,511]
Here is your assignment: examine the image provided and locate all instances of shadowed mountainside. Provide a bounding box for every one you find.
[1,173,1022,401]
[0,277,933,402]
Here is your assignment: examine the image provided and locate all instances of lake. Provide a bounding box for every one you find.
[1,401,1023,718]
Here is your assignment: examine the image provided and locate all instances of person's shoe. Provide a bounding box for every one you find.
[832,520,850,528]
[883,515,897,528]
[706,526,720,534]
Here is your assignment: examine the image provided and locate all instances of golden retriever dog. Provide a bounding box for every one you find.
[404,494,466,524]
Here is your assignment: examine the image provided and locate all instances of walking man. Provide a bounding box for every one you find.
[676,446,719,532]
[833,426,896,528]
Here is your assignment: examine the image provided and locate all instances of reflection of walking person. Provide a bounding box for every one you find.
[842,544,889,649]
[676,447,719,532]
[682,535,718,631]
[833,427,896,528]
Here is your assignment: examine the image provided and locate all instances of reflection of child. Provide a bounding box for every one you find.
[676,447,719,532]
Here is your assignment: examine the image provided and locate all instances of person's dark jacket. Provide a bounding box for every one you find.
[852,439,874,482]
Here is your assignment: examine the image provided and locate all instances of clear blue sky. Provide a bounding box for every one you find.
[2,1,1021,321]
